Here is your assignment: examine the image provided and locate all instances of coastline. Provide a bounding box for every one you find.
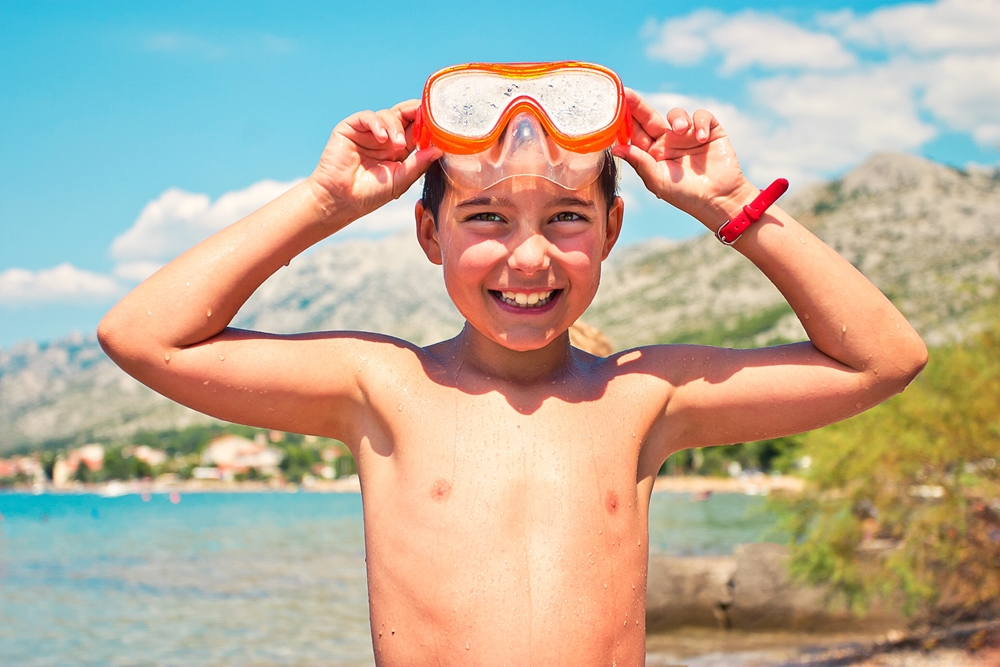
[7,473,806,497]
[652,473,805,495]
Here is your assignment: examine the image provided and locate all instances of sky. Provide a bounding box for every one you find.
[1,0,998,347]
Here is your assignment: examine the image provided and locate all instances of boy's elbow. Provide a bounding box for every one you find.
[97,306,138,365]
[875,334,928,396]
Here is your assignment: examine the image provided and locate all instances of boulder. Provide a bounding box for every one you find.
[645,543,906,632]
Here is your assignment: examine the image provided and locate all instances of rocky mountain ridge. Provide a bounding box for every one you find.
[2,152,997,452]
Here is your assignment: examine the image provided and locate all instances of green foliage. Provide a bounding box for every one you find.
[660,436,803,477]
[279,445,321,483]
[775,324,1000,623]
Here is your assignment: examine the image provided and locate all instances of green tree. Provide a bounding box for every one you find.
[776,324,1000,623]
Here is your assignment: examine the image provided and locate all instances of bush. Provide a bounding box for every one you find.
[775,325,1000,624]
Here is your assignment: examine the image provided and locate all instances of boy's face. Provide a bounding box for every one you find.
[416,176,623,352]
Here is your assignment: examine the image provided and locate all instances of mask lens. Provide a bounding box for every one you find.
[428,72,518,138]
[530,70,619,137]
[428,68,620,140]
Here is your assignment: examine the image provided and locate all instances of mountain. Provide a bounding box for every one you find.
[1,153,998,452]
[589,153,1000,349]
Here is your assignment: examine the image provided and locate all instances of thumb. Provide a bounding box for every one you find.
[612,144,665,197]
[391,147,443,200]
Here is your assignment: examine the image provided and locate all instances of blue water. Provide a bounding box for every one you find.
[0,491,773,666]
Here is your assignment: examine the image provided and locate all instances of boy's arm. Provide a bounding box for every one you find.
[613,91,928,459]
[98,101,441,442]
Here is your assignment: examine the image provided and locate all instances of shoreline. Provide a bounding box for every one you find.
[646,619,1000,666]
[6,473,805,497]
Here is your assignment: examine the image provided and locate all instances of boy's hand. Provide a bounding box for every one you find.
[612,89,757,227]
[309,100,443,224]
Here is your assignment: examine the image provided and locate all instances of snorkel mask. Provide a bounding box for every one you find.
[414,62,632,191]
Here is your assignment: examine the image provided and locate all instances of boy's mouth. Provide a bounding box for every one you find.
[490,289,560,309]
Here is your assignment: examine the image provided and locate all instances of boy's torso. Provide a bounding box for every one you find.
[344,338,673,667]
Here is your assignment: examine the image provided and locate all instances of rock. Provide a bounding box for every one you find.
[645,543,907,632]
[645,554,736,631]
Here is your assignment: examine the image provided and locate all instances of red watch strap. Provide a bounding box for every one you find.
[716,178,789,245]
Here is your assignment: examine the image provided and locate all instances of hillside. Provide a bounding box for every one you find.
[1,153,997,452]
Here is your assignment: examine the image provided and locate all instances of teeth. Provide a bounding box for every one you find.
[498,290,555,308]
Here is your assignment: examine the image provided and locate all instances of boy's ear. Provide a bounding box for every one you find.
[415,200,443,266]
[601,196,624,261]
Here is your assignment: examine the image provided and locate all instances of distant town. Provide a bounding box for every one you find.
[0,425,359,493]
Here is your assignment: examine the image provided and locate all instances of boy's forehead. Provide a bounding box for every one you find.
[442,177,603,214]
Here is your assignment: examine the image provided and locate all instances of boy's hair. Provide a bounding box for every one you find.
[421,151,620,225]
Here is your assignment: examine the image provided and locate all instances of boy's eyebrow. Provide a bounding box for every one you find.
[551,196,596,209]
[456,195,516,209]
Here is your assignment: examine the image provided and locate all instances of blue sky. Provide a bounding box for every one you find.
[2,0,998,346]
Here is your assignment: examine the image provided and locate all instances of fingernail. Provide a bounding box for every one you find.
[674,120,688,133]
[697,129,707,141]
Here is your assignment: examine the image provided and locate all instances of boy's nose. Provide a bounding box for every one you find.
[507,233,551,275]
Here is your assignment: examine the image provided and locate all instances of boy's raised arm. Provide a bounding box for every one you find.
[613,90,928,457]
[98,101,441,440]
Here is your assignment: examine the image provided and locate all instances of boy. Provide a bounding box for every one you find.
[99,63,927,666]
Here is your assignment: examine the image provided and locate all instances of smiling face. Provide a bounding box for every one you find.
[416,175,623,352]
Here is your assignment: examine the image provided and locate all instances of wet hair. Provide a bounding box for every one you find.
[421,150,620,226]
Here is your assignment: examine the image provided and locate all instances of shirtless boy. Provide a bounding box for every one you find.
[99,62,927,667]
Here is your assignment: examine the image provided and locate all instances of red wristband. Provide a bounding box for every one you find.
[716,178,789,245]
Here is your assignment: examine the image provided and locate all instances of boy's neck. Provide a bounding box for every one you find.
[451,322,576,385]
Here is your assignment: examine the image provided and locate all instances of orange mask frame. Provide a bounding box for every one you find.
[414,61,632,155]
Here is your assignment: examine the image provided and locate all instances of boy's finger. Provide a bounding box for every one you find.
[692,109,718,143]
[611,144,661,189]
[393,99,421,122]
[666,108,691,135]
[375,109,406,148]
[631,124,655,152]
[345,110,391,144]
[624,88,670,138]
[391,147,443,199]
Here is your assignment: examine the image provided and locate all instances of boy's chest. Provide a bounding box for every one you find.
[358,387,656,539]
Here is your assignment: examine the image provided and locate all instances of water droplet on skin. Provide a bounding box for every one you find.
[804,313,810,320]
[604,583,608,588]
[842,324,847,333]
[146,311,152,317]
[896,322,901,328]
[398,404,404,411]
[800,237,806,244]
[186,282,190,286]
[206,309,212,318]
[219,354,225,361]
[164,352,171,362]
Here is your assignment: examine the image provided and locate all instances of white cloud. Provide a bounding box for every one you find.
[828,0,1000,55]
[0,264,122,305]
[144,31,296,59]
[110,179,302,268]
[646,9,856,73]
[921,53,1000,143]
[642,0,1000,186]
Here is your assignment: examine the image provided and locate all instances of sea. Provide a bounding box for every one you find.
[0,491,775,667]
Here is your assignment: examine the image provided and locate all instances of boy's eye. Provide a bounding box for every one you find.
[552,212,582,222]
[469,212,503,223]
